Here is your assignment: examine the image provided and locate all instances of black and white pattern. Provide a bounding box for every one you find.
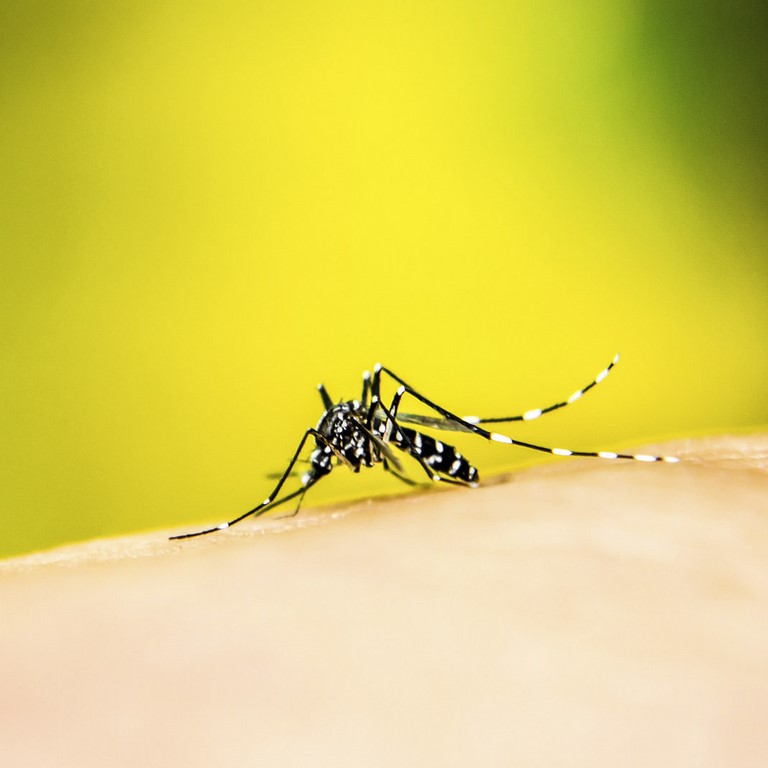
[170,354,678,540]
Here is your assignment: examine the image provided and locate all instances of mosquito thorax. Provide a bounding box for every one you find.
[315,400,374,471]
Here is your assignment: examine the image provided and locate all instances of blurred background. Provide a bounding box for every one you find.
[1,1,766,558]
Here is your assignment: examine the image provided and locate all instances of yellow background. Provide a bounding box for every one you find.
[2,1,766,557]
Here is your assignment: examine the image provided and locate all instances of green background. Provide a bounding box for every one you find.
[2,1,766,558]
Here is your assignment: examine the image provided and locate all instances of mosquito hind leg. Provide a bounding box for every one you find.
[465,354,621,425]
[372,363,679,464]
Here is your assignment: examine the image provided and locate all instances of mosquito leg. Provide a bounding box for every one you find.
[170,428,330,540]
[464,354,621,425]
[373,364,679,464]
[265,460,308,481]
[274,487,310,519]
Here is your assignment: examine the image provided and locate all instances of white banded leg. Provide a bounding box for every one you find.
[374,364,679,464]
[169,428,331,540]
[464,354,621,426]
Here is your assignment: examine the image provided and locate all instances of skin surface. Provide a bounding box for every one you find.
[1,434,767,767]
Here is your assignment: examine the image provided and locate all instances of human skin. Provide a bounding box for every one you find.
[1,434,767,767]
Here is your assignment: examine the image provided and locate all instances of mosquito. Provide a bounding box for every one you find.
[170,354,679,540]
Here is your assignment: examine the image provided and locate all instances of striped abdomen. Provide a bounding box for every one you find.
[394,427,479,484]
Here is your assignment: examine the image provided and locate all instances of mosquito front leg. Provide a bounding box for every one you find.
[170,428,331,540]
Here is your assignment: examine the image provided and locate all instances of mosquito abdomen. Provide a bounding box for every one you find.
[396,427,479,483]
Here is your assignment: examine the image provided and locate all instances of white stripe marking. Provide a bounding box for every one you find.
[596,368,610,384]
[613,353,621,364]
[552,448,572,456]
[663,456,680,463]
[635,454,657,462]
[217,523,229,530]
[598,451,618,459]
[523,408,542,421]
[491,433,513,444]
[567,390,583,404]
[463,415,480,424]
[396,385,406,396]
[263,497,272,505]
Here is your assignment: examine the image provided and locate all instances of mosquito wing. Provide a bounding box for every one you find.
[394,412,476,433]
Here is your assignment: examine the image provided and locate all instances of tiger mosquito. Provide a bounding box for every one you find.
[170,354,678,540]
